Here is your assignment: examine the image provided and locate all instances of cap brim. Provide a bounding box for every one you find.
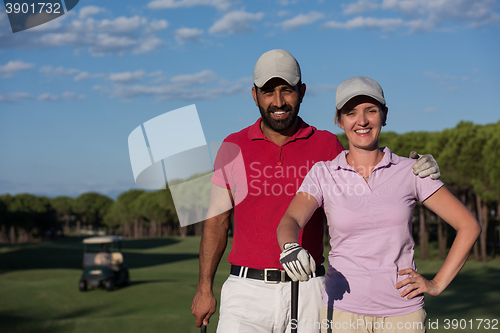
[254,72,300,88]
[336,92,386,110]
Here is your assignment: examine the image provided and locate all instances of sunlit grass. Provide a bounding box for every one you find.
[0,237,498,333]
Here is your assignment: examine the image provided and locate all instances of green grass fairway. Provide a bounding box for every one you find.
[1,237,499,333]
[0,237,230,333]
[414,259,500,332]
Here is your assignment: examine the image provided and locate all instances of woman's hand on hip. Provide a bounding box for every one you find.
[395,268,443,299]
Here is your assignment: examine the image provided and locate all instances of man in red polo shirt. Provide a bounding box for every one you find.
[191,49,440,333]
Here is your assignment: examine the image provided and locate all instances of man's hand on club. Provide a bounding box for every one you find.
[409,151,441,180]
[279,242,316,282]
[191,290,216,327]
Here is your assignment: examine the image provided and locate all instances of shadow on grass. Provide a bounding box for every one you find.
[122,238,180,249]
[0,308,98,333]
[0,237,199,274]
[127,279,176,286]
[85,279,177,289]
[422,265,500,319]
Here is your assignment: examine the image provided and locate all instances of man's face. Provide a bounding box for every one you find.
[252,78,304,132]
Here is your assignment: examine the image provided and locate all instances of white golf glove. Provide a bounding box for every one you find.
[409,151,441,180]
[279,242,316,282]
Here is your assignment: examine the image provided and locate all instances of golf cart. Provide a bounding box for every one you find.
[79,236,130,291]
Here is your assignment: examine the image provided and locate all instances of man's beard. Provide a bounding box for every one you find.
[259,102,300,132]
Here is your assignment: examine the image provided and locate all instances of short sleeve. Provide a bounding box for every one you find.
[211,142,232,189]
[211,141,243,190]
[211,141,248,207]
[414,173,444,203]
[297,162,325,207]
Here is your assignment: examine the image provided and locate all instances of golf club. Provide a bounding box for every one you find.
[291,280,299,333]
[201,324,207,333]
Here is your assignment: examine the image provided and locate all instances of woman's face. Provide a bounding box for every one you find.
[338,95,384,152]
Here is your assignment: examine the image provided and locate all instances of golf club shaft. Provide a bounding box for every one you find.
[200,324,207,333]
[291,280,299,333]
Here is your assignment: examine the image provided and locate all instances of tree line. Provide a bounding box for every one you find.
[0,120,499,261]
[0,189,183,243]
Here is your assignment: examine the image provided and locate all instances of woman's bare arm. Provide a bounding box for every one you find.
[396,186,481,299]
[277,192,319,250]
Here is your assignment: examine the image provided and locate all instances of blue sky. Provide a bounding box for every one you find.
[0,0,499,199]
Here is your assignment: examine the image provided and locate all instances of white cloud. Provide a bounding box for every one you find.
[96,16,166,34]
[109,71,146,84]
[147,20,169,32]
[424,71,471,82]
[98,16,145,33]
[38,92,85,101]
[93,34,143,56]
[209,11,264,34]
[133,37,164,54]
[424,70,475,91]
[381,0,500,26]
[147,0,235,11]
[95,73,249,102]
[175,27,204,44]
[424,71,441,80]
[278,0,299,5]
[323,16,405,31]
[39,32,79,46]
[149,71,164,77]
[0,91,33,103]
[343,0,379,14]
[170,70,217,85]
[38,93,60,101]
[61,91,86,100]
[10,92,32,100]
[79,6,105,19]
[0,61,35,78]
[0,15,168,56]
[331,0,500,33]
[74,72,104,81]
[280,11,324,29]
[39,66,79,76]
[111,82,245,101]
[92,85,110,93]
[106,70,164,85]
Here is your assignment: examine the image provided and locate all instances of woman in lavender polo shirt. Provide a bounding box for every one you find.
[277,77,481,332]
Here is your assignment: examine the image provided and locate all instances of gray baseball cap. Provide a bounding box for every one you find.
[336,76,385,110]
[253,49,301,88]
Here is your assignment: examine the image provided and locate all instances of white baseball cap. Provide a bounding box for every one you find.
[253,49,301,88]
[336,76,385,110]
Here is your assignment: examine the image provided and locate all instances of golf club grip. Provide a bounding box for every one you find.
[200,324,207,333]
[291,281,299,333]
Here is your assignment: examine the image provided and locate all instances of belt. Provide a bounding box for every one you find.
[230,265,325,284]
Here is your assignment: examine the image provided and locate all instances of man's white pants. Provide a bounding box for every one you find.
[217,274,325,333]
